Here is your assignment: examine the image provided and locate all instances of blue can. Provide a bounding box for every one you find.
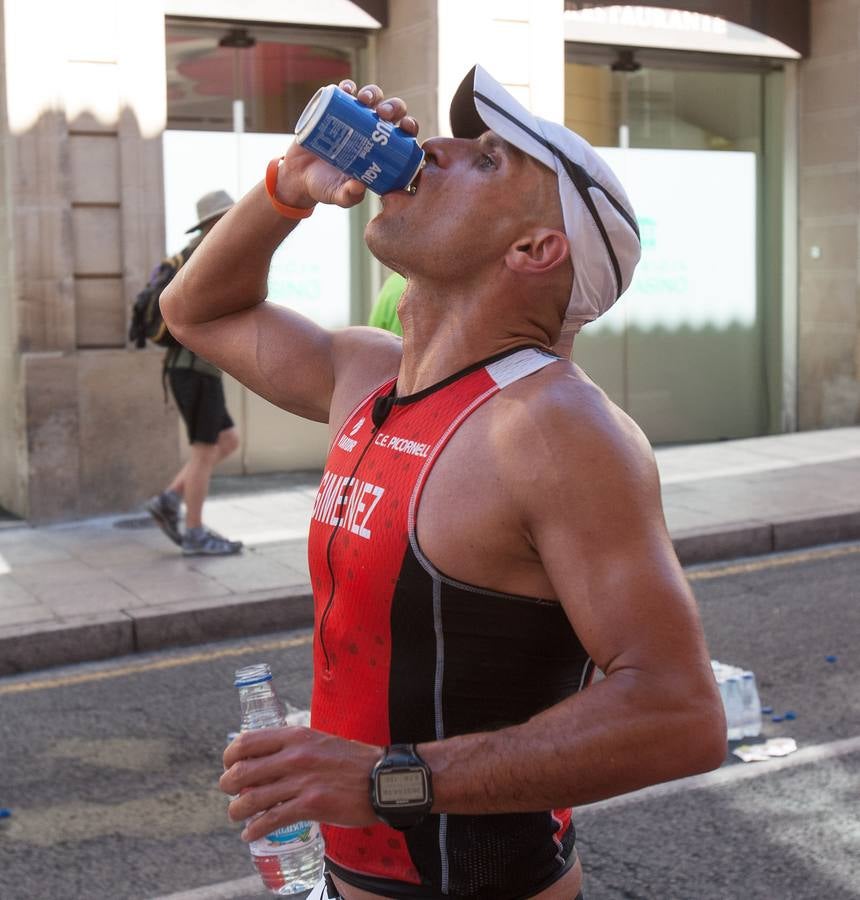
[295,84,425,195]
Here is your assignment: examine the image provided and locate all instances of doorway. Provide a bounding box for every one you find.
[163,21,369,472]
[565,44,787,443]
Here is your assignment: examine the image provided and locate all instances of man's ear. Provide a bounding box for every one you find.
[505,228,570,276]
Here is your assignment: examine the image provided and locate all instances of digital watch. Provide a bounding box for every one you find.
[370,743,433,830]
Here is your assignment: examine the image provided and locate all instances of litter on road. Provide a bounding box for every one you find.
[733,737,798,763]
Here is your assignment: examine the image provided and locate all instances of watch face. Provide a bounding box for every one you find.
[376,768,428,806]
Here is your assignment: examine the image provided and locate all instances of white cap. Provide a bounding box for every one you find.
[450,65,641,332]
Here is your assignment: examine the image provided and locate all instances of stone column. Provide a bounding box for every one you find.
[1,0,179,520]
[1,0,77,519]
[374,0,441,138]
[797,0,860,428]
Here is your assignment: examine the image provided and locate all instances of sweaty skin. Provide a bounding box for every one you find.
[162,80,726,900]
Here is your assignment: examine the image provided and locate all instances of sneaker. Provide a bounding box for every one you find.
[145,492,182,546]
[182,525,243,557]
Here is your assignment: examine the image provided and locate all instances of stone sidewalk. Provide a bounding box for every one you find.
[0,428,858,676]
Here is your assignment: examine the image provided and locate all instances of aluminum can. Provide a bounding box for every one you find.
[295,84,424,195]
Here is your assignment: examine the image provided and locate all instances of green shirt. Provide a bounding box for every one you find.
[368,273,406,336]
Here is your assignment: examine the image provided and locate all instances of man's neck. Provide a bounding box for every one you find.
[394,281,550,396]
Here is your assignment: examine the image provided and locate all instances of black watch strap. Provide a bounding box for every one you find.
[370,743,433,831]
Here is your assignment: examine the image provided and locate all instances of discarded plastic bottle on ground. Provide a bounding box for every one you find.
[740,671,763,738]
[234,663,324,895]
[724,674,745,740]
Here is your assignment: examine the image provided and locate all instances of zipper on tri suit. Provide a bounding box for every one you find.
[318,426,379,677]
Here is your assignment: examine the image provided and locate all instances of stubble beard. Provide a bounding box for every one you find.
[366,206,479,284]
[364,211,416,274]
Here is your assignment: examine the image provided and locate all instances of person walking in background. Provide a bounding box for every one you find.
[368,271,406,335]
[144,190,243,557]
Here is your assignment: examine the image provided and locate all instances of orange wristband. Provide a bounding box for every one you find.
[265,157,315,219]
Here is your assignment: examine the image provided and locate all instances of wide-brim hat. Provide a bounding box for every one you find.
[450,65,641,333]
[185,189,235,233]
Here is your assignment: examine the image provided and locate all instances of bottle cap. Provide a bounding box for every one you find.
[825,655,838,664]
[784,711,797,720]
[234,662,273,687]
[771,715,784,722]
[234,673,272,687]
[0,809,11,819]
[762,706,773,714]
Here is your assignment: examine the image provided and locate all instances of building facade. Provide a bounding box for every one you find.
[0,0,856,521]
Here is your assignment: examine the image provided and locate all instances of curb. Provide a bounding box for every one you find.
[2,511,859,677]
[672,509,860,566]
[0,586,314,677]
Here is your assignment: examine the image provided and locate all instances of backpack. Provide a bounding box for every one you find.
[129,250,188,349]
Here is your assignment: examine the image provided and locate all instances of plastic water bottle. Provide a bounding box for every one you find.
[740,671,763,737]
[724,675,745,740]
[234,663,324,895]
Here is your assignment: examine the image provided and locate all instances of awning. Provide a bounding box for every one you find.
[164,0,388,30]
[564,1,810,57]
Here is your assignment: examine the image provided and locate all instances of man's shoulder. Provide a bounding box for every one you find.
[329,326,402,426]
[334,324,402,377]
[490,360,655,486]
[503,360,642,439]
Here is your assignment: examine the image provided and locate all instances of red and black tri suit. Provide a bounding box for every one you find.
[308,347,595,900]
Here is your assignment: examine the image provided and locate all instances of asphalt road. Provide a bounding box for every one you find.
[0,542,858,900]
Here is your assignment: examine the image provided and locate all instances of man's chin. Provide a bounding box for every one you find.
[364,217,410,271]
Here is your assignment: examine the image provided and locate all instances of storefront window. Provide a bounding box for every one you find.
[163,23,363,328]
[565,48,783,444]
[162,21,367,475]
[167,32,353,133]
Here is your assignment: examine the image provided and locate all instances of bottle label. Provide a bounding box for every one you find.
[251,821,318,856]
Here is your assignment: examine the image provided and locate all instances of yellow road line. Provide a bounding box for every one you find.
[0,631,313,696]
[687,542,860,582]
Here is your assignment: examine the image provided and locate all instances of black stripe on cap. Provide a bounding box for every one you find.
[474,91,639,237]
[473,89,640,300]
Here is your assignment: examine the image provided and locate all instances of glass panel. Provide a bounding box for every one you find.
[163,23,362,476]
[162,131,351,329]
[622,67,762,152]
[565,63,762,151]
[599,145,762,441]
[163,24,357,329]
[565,62,620,148]
[166,33,353,133]
[566,56,770,443]
[167,34,232,130]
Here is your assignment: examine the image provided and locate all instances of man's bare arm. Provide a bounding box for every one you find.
[160,82,411,422]
[162,183,336,421]
[421,389,726,812]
